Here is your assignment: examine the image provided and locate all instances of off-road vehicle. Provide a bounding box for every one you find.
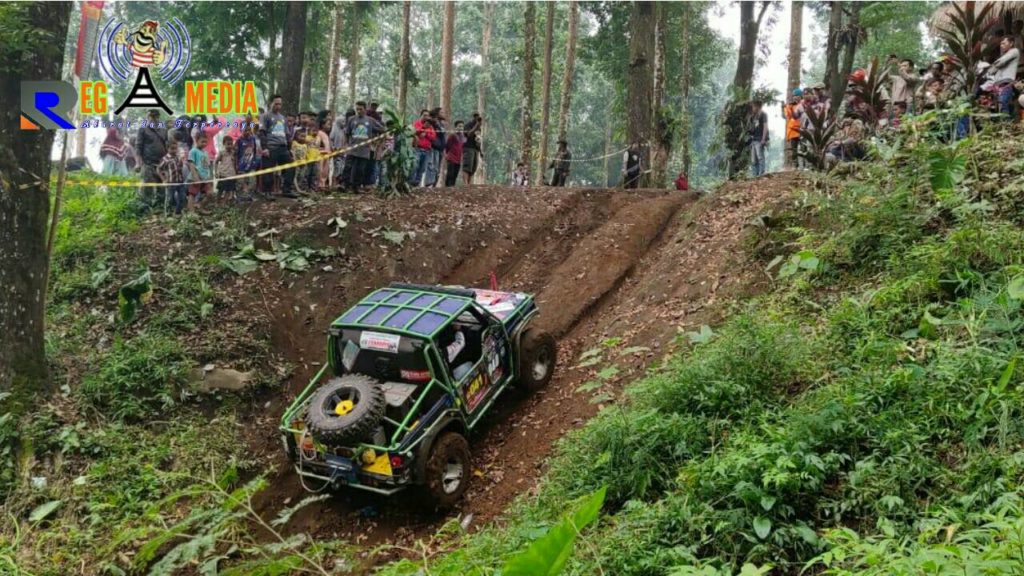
[280,283,557,507]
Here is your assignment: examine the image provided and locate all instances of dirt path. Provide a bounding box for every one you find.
[219,175,807,566]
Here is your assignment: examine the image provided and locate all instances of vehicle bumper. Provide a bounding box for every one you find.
[292,451,410,496]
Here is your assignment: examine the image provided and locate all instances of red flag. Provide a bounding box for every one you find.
[489,271,498,291]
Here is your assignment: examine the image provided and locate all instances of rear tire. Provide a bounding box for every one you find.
[518,329,557,391]
[423,432,471,509]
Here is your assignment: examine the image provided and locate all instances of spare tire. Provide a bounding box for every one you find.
[305,375,385,446]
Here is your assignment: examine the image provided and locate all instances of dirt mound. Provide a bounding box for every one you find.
[126,175,807,565]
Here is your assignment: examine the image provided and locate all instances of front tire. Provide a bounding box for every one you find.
[518,329,557,391]
[423,432,471,509]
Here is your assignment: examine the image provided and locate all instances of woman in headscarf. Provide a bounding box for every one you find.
[99,126,130,176]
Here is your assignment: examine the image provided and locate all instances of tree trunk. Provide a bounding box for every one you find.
[557,0,578,143]
[733,1,757,95]
[680,3,692,176]
[837,2,861,109]
[603,99,613,187]
[537,2,555,181]
[398,1,411,119]
[650,1,668,186]
[348,2,361,106]
[476,2,494,184]
[785,1,803,168]
[824,0,843,113]
[440,1,455,121]
[267,2,278,97]
[326,3,345,112]
[787,1,803,97]
[520,2,536,176]
[0,1,72,418]
[276,0,307,110]
[627,0,655,186]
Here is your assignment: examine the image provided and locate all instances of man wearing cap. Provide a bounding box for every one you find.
[136,108,167,212]
[782,89,803,169]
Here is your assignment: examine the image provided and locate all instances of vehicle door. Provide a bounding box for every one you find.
[453,309,512,418]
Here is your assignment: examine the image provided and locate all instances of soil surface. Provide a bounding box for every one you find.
[118,174,807,568]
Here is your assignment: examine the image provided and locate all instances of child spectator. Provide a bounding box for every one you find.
[216,134,237,203]
[512,162,529,186]
[445,120,465,187]
[291,121,310,194]
[673,171,689,191]
[186,132,212,210]
[157,139,186,215]
[313,118,329,191]
[235,124,261,201]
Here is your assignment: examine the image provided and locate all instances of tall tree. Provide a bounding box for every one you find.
[733,0,774,95]
[348,2,362,105]
[440,1,455,121]
[520,2,536,173]
[837,2,862,108]
[823,0,843,111]
[267,2,279,97]
[650,1,668,186]
[476,2,494,183]
[326,3,345,112]
[300,4,314,112]
[787,1,803,97]
[0,1,72,418]
[627,0,655,186]
[557,0,579,143]
[398,0,411,118]
[679,2,692,176]
[277,0,307,108]
[538,3,555,181]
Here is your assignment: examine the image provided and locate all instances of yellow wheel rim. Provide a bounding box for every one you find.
[335,399,355,415]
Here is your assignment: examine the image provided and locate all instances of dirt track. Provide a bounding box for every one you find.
[222,175,804,565]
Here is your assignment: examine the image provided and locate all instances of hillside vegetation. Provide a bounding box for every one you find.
[380,126,1024,575]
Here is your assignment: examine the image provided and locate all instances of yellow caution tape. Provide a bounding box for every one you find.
[18,132,392,191]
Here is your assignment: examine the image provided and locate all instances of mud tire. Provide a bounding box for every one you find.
[518,329,557,391]
[423,432,471,509]
[305,375,385,446]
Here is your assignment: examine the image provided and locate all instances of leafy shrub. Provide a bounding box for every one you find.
[79,332,191,421]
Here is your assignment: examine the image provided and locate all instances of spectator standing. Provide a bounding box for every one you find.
[461,113,483,184]
[550,140,572,186]
[889,59,920,112]
[621,142,641,189]
[408,109,436,186]
[215,134,237,203]
[136,108,167,211]
[782,89,803,169]
[428,108,446,187]
[445,120,465,187]
[316,118,331,191]
[345,100,386,193]
[259,94,296,198]
[186,132,212,210]
[235,123,261,201]
[157,139,186,215]
[99,126,130,176]
[988,37,1020,118]
[748,100,768,177]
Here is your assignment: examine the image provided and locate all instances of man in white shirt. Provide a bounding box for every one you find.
[987,37,1020,117]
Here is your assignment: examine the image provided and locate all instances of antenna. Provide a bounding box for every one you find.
[114,67,172,115]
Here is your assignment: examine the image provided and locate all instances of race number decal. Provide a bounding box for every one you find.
[359,331,401,353]
[463,372,491,411]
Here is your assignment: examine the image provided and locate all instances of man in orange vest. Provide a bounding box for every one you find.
[782,88,804,169]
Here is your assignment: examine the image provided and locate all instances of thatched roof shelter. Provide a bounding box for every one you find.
[931,1,1024,36]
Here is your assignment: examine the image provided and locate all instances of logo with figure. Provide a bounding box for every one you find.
[97,16,191,115]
